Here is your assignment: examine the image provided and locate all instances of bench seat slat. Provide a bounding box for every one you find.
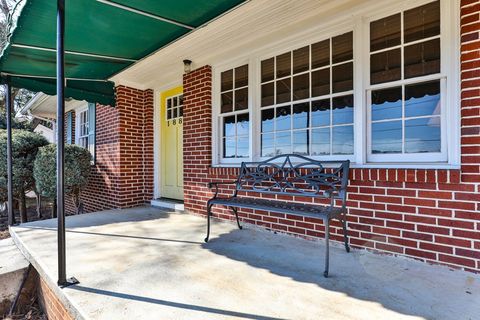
[209,197,342,219]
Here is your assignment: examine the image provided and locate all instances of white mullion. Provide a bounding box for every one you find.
[400,10,405,155]
[329,38,333,156]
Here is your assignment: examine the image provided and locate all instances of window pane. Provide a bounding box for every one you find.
[404,1,440,43]
[332,95,354,125]
[293,102,309,129]
[167,99,172,109]
[223,138,235,158]
[223,115,236,137]
[312,39,330,69]
[370,48,401,85]
[405,117,441,153]
[332,125,353,155]
[276,78,291,104]
[404,39,440,79]
[235,65,248,88]
[405,81,441,117]
[332,62,353,93]
[173,96,178,107]
[221,69,233,91]
[312,128,330,155]
[261,109,275,133]
[261,58,275,83]
[293,130,308,155]
[179,95,184,106]
[276,52,291,78]
[371,87,402,121]
[261,82,274,107]
[237,113,250,136]
[167,109,172,120]
[311,68,330,97]
[332,31,353,64]
[370,13,401,52]
[312,99,330,127]
[293,46,309,74]
[235,88,248,111]
[261,133,275,157]
[173,108,178,118]
[221,91,233,113]
[237,136,250,158]
[275,131,291,155]
[372,121,402,154]
[276,105,291,131]
[293,73,309,100]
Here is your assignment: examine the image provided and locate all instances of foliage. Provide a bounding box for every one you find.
[34,144,91,213]
[0,129,49,200]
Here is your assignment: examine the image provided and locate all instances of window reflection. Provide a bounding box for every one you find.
[261,133,274,157]
[312,128,330,155]
[332,95,354,125]
[293,130,309,155]
[261,108,275,132]
[333,126,354,155]
[293,103,309,129]
[372,87,402,121]
[276,106,291,131]
[275,131,291,155]
[405,117,440,153]
[405,81,440,117]
[312,99,330,127]
[372,121,402,154]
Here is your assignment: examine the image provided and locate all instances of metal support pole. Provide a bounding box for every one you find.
[56,0,78,287]
[6,82,14,226]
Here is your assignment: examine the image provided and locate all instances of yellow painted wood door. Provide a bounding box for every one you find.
[161,87,184,200]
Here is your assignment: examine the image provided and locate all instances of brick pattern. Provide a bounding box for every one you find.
[65,86,154,214]
[182,1,480,273]
[37,275,74,320]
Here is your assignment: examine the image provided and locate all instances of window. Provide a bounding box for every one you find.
[219,65,250,159]
[213,0,458,166]
[166,94,183,121]
[260,32,354,157]
[368,0,444,161]
[77,109,89,148]
[75,103,96,163]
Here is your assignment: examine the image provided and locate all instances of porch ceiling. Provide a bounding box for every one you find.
[0,0,246,105]
[10,207,480,320]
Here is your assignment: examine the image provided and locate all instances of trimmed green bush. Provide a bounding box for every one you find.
[34,144,92,215]
[0,129,49,222]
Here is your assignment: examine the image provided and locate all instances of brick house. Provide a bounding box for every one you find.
[22,0,480,272]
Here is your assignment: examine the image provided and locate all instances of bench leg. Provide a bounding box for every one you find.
[230,207,243,230]
[205,202,213,242]
[341,216,350,253]
[324,218,330,278]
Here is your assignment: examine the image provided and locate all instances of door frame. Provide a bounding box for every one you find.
[153,82,183,200]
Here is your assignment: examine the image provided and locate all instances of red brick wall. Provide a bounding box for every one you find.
[182,2,480,272]
[65,86,154,214]
[37,275,74,320]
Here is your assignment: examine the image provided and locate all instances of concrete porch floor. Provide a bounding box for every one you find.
[9,207,480,320]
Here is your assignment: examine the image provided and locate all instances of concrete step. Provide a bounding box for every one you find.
[0,237,29,316]
[151,198,184,211]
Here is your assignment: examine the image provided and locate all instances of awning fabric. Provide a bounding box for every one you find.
[0,0,245,106]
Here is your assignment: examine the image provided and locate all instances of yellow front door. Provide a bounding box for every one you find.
[160,87,184,200]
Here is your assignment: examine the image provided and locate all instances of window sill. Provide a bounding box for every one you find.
[211,162,460,170]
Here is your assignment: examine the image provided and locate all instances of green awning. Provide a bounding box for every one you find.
[0,0,246,106]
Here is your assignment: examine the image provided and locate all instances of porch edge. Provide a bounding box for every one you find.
[9,226,87,320]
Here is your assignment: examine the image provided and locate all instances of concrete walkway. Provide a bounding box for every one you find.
[9,207,480,320]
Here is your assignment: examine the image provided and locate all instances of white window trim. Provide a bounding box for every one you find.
[211,0,460,168]
[75,104,89,148]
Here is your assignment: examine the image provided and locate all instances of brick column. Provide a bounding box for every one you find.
[183,66,213,215]
[461,0,480,184]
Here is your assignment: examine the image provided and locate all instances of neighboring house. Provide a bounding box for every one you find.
[19,0,480,272]
[33,123,55,143]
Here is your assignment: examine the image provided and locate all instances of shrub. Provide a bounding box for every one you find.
[34,144,92,215]
[0,129,49,222]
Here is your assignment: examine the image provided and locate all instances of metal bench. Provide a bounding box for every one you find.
[205,154,350,277]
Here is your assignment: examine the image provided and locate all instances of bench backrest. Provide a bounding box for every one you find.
[236,154,350,204]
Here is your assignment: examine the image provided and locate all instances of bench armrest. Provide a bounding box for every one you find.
[207,181,238,198]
